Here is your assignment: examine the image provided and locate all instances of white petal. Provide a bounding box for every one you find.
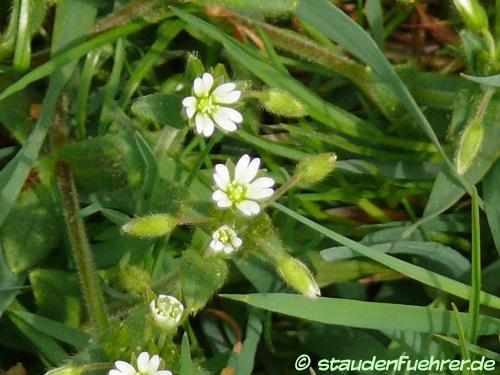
[236,200,260,216]
[231,237,242,248]
[213,90,241,104]
[210,240,224,251]
[247,187,274,200]
[241,157,260,183]
[213,111,237,132]
[149,355,160,373]
[218,107,243,123]
[234,154,250,181]
[137,352,150,373]
[115,361,136,375]
[195,113,205,134]
[223,244,235,254]
[193,77,204,97]
[202,116,215,137]
[212,190,232,207]
[201,73,214,95]
[212,82,236,97]
[250,177,274,189]
[214,164,230,190]
[108,370,123,375]
[155,372,172,375]
[186,105,196,119]
[182,96,196,107]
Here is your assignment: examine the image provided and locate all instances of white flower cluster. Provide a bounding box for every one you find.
[109,352,171,375]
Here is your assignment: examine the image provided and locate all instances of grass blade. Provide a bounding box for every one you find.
[467,188,481,346]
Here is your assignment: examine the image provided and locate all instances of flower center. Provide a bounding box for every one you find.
[227,182,248,203]
[215,229,233,244]
[157,300,181,320]
[197,96,217,115]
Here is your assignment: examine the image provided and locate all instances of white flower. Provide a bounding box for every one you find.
[150,295,184,330]
[212,154,275,216]
[210,225,242,254]
[182,73,243,137]
[109,352,171,375]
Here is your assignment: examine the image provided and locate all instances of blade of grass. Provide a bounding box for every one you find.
[483,160,500,254]
[365,0,384,49]
[13,0,31,70]
[467,187,481,346]
[271,202,500,310]
[180,332,193,375]
[295,0,474,196]
[221,293,500,334]
[433,334,500,362]
[234,309,263,375]
[461,73,500,87]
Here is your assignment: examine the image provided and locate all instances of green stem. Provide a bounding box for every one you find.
[13,0,31,71]
[184,132,223,186]
[56,163,109,336]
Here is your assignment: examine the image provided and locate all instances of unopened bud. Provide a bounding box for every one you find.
[453,0,488,32]
[119,265,150,296]
[150,294,184,330]
[295,153,337,185]
[122,214,178,238]
[259,89,307,118]
[276,256,321,298]
[456,119,483,174]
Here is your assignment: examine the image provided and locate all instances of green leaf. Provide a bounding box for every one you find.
[483,160,500,254]
[321,241,470,279]
[189,0,298,15]
[1,187,60,273]
[233,309,263,375]
[461,73,500,87]
[29,269,83,328]
[0,245,25,317]
[433,334,500,362]
[134,93,198,130]
[294,0,472,195]
[180,332,193,375]
[8,310,90,349]
[222,293,500,334]
[271,202,500,310]
[181,250,228,312]
[365,0,384,49]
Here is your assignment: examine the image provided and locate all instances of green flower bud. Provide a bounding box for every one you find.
[453,0,488,32]
[119,265,150,296]
[295,153,337,185]
[122,214,178,238]
[150,294,184,330]
[276,256,321,298]
[259,89,308,118]
[185,53,205,82]
[456,119,483,174]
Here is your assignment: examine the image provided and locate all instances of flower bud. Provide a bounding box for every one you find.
[119,265,150,296]
[259,89,307,118]
[453,0,488,32]
[122,214,178,238]
[456,119,483,174]
[295,153,337,186]
[150,294,184,330]
[276,256,321,298]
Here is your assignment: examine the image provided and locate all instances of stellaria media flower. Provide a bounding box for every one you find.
[212,154,275,216]
[109,352,171,375]
[182,73,243,137]
[210,225,242,254]
[150,295,184,330]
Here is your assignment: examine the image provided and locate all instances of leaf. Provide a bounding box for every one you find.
[0,245,25,317]
[233,309,263,375]
[365,0,384,49]
[181,250,228,312]
[0,0,97,228]
[131,93,184,130]
[320,241,470,279]
[1,187,60,273]
[8,310,90,349]
[180,332,193,375]
[271,202,500,310]
[433,334,500,362]
[461,73,500,87]
[222,293,500,334]
[189,0,297,14]
[483,160,500,254]
[29,269,83,328]
[294,0,472,194]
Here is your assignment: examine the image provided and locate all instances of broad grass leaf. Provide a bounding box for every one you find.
[222,293,500,334]
[462,73,500,87]
[483,160,500,254]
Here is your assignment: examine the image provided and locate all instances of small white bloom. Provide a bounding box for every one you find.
[210,225,242,254]
[182,72,243,137]
[212,154,275,216]
[109,352,171,375]
[150,295,184,330]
